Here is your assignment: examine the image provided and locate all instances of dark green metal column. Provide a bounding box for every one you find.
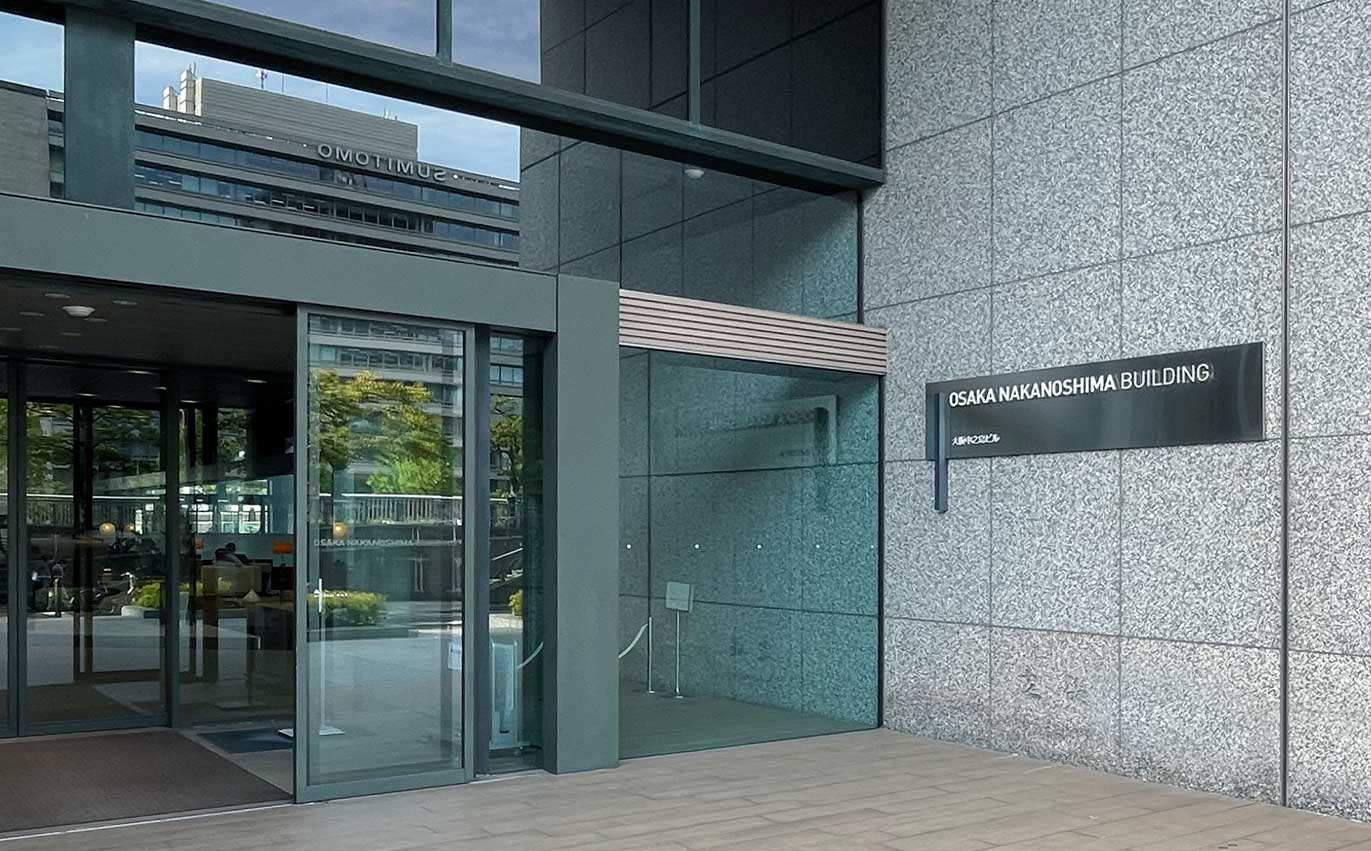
[541,274,620,774]
[6,360,25,735]
[162,370,182,727]
[473,327,492,773]
[63,8,135,208]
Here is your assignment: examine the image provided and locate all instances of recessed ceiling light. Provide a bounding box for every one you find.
[112,299,139,306]
[38,344,59,350]
[128,369,155,375]
[154,385,167,390]
[84,317,108,323]
[244,378,268,385]
[59,331,82,337]
[76,392,96,398]
[181,399,199,404]
[43,292,70,299]
[19,311,43,318]
[62,305,95,318]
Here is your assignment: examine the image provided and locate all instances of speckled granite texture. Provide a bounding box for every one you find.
[873,0,1371,822]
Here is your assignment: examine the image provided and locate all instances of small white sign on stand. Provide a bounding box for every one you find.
[664,581,693,699]
[665,581,693,613]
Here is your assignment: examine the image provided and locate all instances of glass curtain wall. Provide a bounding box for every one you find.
[124,42,861,320]
[178,375,295,727]
[618,349,879,758]
[203,1,437,53]
[486,333,544,771]
[304,314,468,786]
[0,365,7,729]
[699,0,881,164]
[24,364,168,727]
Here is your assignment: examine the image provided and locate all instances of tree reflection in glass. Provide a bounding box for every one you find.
[305,315,465,782]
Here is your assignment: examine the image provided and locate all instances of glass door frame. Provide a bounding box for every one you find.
[3,356,182,737]
[292,306,478,803]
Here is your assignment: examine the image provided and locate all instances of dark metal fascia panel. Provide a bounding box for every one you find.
[7,0,884,193]
[0,191,558,332]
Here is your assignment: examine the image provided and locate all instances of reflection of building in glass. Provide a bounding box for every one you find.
[0,69,518,265]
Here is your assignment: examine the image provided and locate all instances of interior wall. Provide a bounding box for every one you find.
[873,0,1371,820]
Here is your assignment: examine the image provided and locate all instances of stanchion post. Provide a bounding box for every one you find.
[646,615,655,694]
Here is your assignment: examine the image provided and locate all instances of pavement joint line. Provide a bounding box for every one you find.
[0,802,299,844]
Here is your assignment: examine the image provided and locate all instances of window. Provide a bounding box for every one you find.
[133,164,518,252]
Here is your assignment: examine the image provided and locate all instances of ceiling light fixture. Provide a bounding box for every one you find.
[111,299,139,306]
[43,292,71,299]
[0,326,20,332]
[128,369,155,376]
[18,311,43,318]
[244,378,268,385]
[85,317,109,324]
[62,305,96,318]
[60,331,82,338]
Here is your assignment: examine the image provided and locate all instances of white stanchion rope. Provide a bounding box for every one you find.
[516,641,544,670]
[618,621,649,660]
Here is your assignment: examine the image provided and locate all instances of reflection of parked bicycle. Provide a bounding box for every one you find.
[32,564,138,614]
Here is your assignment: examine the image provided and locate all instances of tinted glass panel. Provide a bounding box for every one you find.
[701,0,881,164]
[0,365,7,730]
[130,40,859,318]
[453,0,541,82]
[537,0,689,117]
[305,314,466,785]
[133,43,522,267]
[618,350,879,758]
[522,138,860,319]
[25,365,168,727]
[177,376,295,729]
[205,0,437,54]
[487,334,545,772]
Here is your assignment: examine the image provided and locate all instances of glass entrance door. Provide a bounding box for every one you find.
[21,363,169,731]
[297,311,473,797]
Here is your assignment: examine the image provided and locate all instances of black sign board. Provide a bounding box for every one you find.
[925,343,1264,462]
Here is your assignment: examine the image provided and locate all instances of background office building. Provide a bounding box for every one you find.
[1,68,520,262]
[0,0,1367,838]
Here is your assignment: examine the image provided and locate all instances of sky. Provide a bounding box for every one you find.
[0,5,543,181]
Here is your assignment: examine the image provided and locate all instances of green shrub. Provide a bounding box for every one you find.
[323,590,387,627]
[130,581,189,608]
[508,589,523,617]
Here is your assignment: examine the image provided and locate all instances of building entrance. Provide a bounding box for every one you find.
[0,273,552,831]
[0,277,297,830]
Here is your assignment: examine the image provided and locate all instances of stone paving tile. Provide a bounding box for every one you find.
[7,730,1371,850]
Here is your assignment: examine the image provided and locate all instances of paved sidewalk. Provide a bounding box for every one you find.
[8,729,1371,850]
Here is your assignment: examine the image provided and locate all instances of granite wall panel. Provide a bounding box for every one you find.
[874,0,1371,818]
